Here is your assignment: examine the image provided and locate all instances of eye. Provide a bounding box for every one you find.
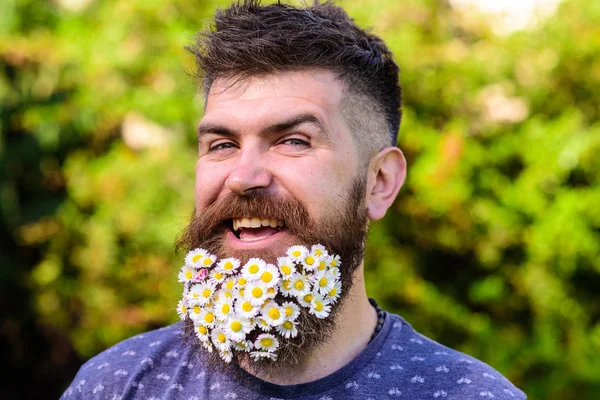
[209,141,237,152]
[280,137,310,147]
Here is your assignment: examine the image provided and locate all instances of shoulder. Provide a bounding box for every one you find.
[369,312,527,399]
[60,323,188,399]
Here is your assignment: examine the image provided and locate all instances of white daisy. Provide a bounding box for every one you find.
[279,278,295,297]
[214,288,235,303]
[244,281,269,306]
[188,303,203,322]
[329,266,340,280]
[310,244,328,258]
[236,298,259,318]
[194,323,210,342]
[297,292,315,308]
[259,263,280,288]
[316,258,329,272]
[289,273,311,297]
[209,269,226,285]
[327,280,342,302]
[197,308,217,327]
[178,265,195,283]
[217,257,241,275]
[277,257,296,278]
[200,253,217,268]
[223,315,253,342]
[255,317,272,332]
[185,248,208,268]
[236,276,248,288]
[309,293,332,319]
[214,296,234,321]
[250,351,277,361]
[211,327,231,352]
[219,349,233,363]
[188,281,216,306]
[276,319,298,338]
[287,245,309,262]
[301,253,320,271]
[264,286,278,300]
[281,301,300,321]
[329,254,341,268]
[233,340,253,352]
[177,299,188,321]
[222,277,238,293]
[260,301,285,326]
[254,333,279,352]
[202,340,214,353]
[314,269,336,295]
[241,258,266,281]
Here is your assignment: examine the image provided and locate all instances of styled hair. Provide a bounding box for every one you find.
[187,0,402,151]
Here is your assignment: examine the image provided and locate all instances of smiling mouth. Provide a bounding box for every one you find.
[225,217,286,242]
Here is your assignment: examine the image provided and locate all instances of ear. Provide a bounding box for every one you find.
[365,147,407,220]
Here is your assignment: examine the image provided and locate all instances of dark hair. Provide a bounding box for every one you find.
[187,0,402,148]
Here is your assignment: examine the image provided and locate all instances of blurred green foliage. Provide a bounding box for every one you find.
[1,0,599,398]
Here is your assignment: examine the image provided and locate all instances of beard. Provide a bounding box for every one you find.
[175,175,368,378]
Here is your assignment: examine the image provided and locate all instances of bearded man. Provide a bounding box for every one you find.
[61,1,525,399]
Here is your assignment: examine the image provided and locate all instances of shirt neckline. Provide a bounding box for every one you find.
[227,310,395,399]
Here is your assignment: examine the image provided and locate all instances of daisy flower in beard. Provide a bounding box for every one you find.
[209,269,226,285]
[260,301,285,326]
[300,252,320,271]
[276,319,298,338]
[254,333,279,352]
[241,258,266,281]
[198,308,217,327]
[221,277,238,294]
[286,245,308,262]
[250,351,277,361]
[223,314,253,342]
[214,296,234,321]
[202,340,214,353]
[187,281,216,306]
[327,280,342,302]
[297,292,315,308]
[220,349,233,363]
[188,303,203,322]
[255,317,271,332]
[211,327,231,352]
[288,273,311,297]
[177,299,188,321]
[314,269,336,296]
[217,257,241,275]
[329,254,341,268]
[194,323,210,342]
[258,263,280,288]
[279,278,295,297]
[277,257,296,278]
[236,298,259,318]
[281,301,300,321]
[178,265,195,283]
[309,293,332,319]
[244,281,269,307]
[233,340,253,353]
[185,248,208,268]
[310,244,328,258]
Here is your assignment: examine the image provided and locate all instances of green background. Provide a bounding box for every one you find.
[1,0,599,398]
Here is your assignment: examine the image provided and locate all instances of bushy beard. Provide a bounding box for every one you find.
[175,176,368,377]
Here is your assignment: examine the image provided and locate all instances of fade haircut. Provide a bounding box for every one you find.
[187,0,402,159]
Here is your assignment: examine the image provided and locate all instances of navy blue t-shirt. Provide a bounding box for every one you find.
[61,312,526,399]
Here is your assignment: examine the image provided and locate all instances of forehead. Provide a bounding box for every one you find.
[202,70,348,137]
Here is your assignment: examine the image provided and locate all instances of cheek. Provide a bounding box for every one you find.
[194,161,228,210]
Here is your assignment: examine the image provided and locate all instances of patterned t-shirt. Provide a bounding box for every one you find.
[61,312,526,399]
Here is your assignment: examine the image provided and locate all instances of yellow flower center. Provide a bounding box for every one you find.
[318,261,326,270]
[252,287,263,298]
[267,287,275,295]
[217,333,226,343]
[239,288,245,297]
[260,337,273,347]
[268,308,280,320]
[292,250,301,257]
[226,280,235,290]
[329,287,337,297]
[283,321,293,330]
[281,265,291,275]
[231,321,242,332]
[198,325,207,335]
[202,289,211,298]
[249,264,259,274]
[283,280,291,290]
[192,255,202,263]
[203,258,212,266]
[315,249,323,256]
[303,294,313,303]
[224,291,232,298]
[221,304,230,314]
[204,313,214,323]
[319,277,328,287]
[242,301,253,312]
[294,280,304,290]
[315,301,323,311]
[181,304,187,313]
[285,306,293,316]
[214,272,223,280]
[261,271,273,283]
[185,270,193,279]
[331,259,338,267]
[305,256,314,265]
[238,277,247,286]
[224,261,233,270]
[193,305,200,314]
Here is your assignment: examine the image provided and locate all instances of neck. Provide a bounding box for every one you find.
[239,263,377,385]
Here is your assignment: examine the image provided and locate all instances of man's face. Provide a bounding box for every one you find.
[193,70,363,260]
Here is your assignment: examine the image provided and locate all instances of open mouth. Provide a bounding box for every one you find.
[224,217,286,242]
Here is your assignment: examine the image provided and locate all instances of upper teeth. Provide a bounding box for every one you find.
[232,218,284,231]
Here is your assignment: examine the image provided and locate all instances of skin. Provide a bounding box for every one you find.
[195,69,406,384]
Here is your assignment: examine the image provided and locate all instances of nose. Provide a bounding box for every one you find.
[225,148,272,195]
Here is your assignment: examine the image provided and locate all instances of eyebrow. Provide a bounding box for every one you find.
[196,114,329,141]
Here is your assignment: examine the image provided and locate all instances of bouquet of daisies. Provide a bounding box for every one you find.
[177,244,342,362]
